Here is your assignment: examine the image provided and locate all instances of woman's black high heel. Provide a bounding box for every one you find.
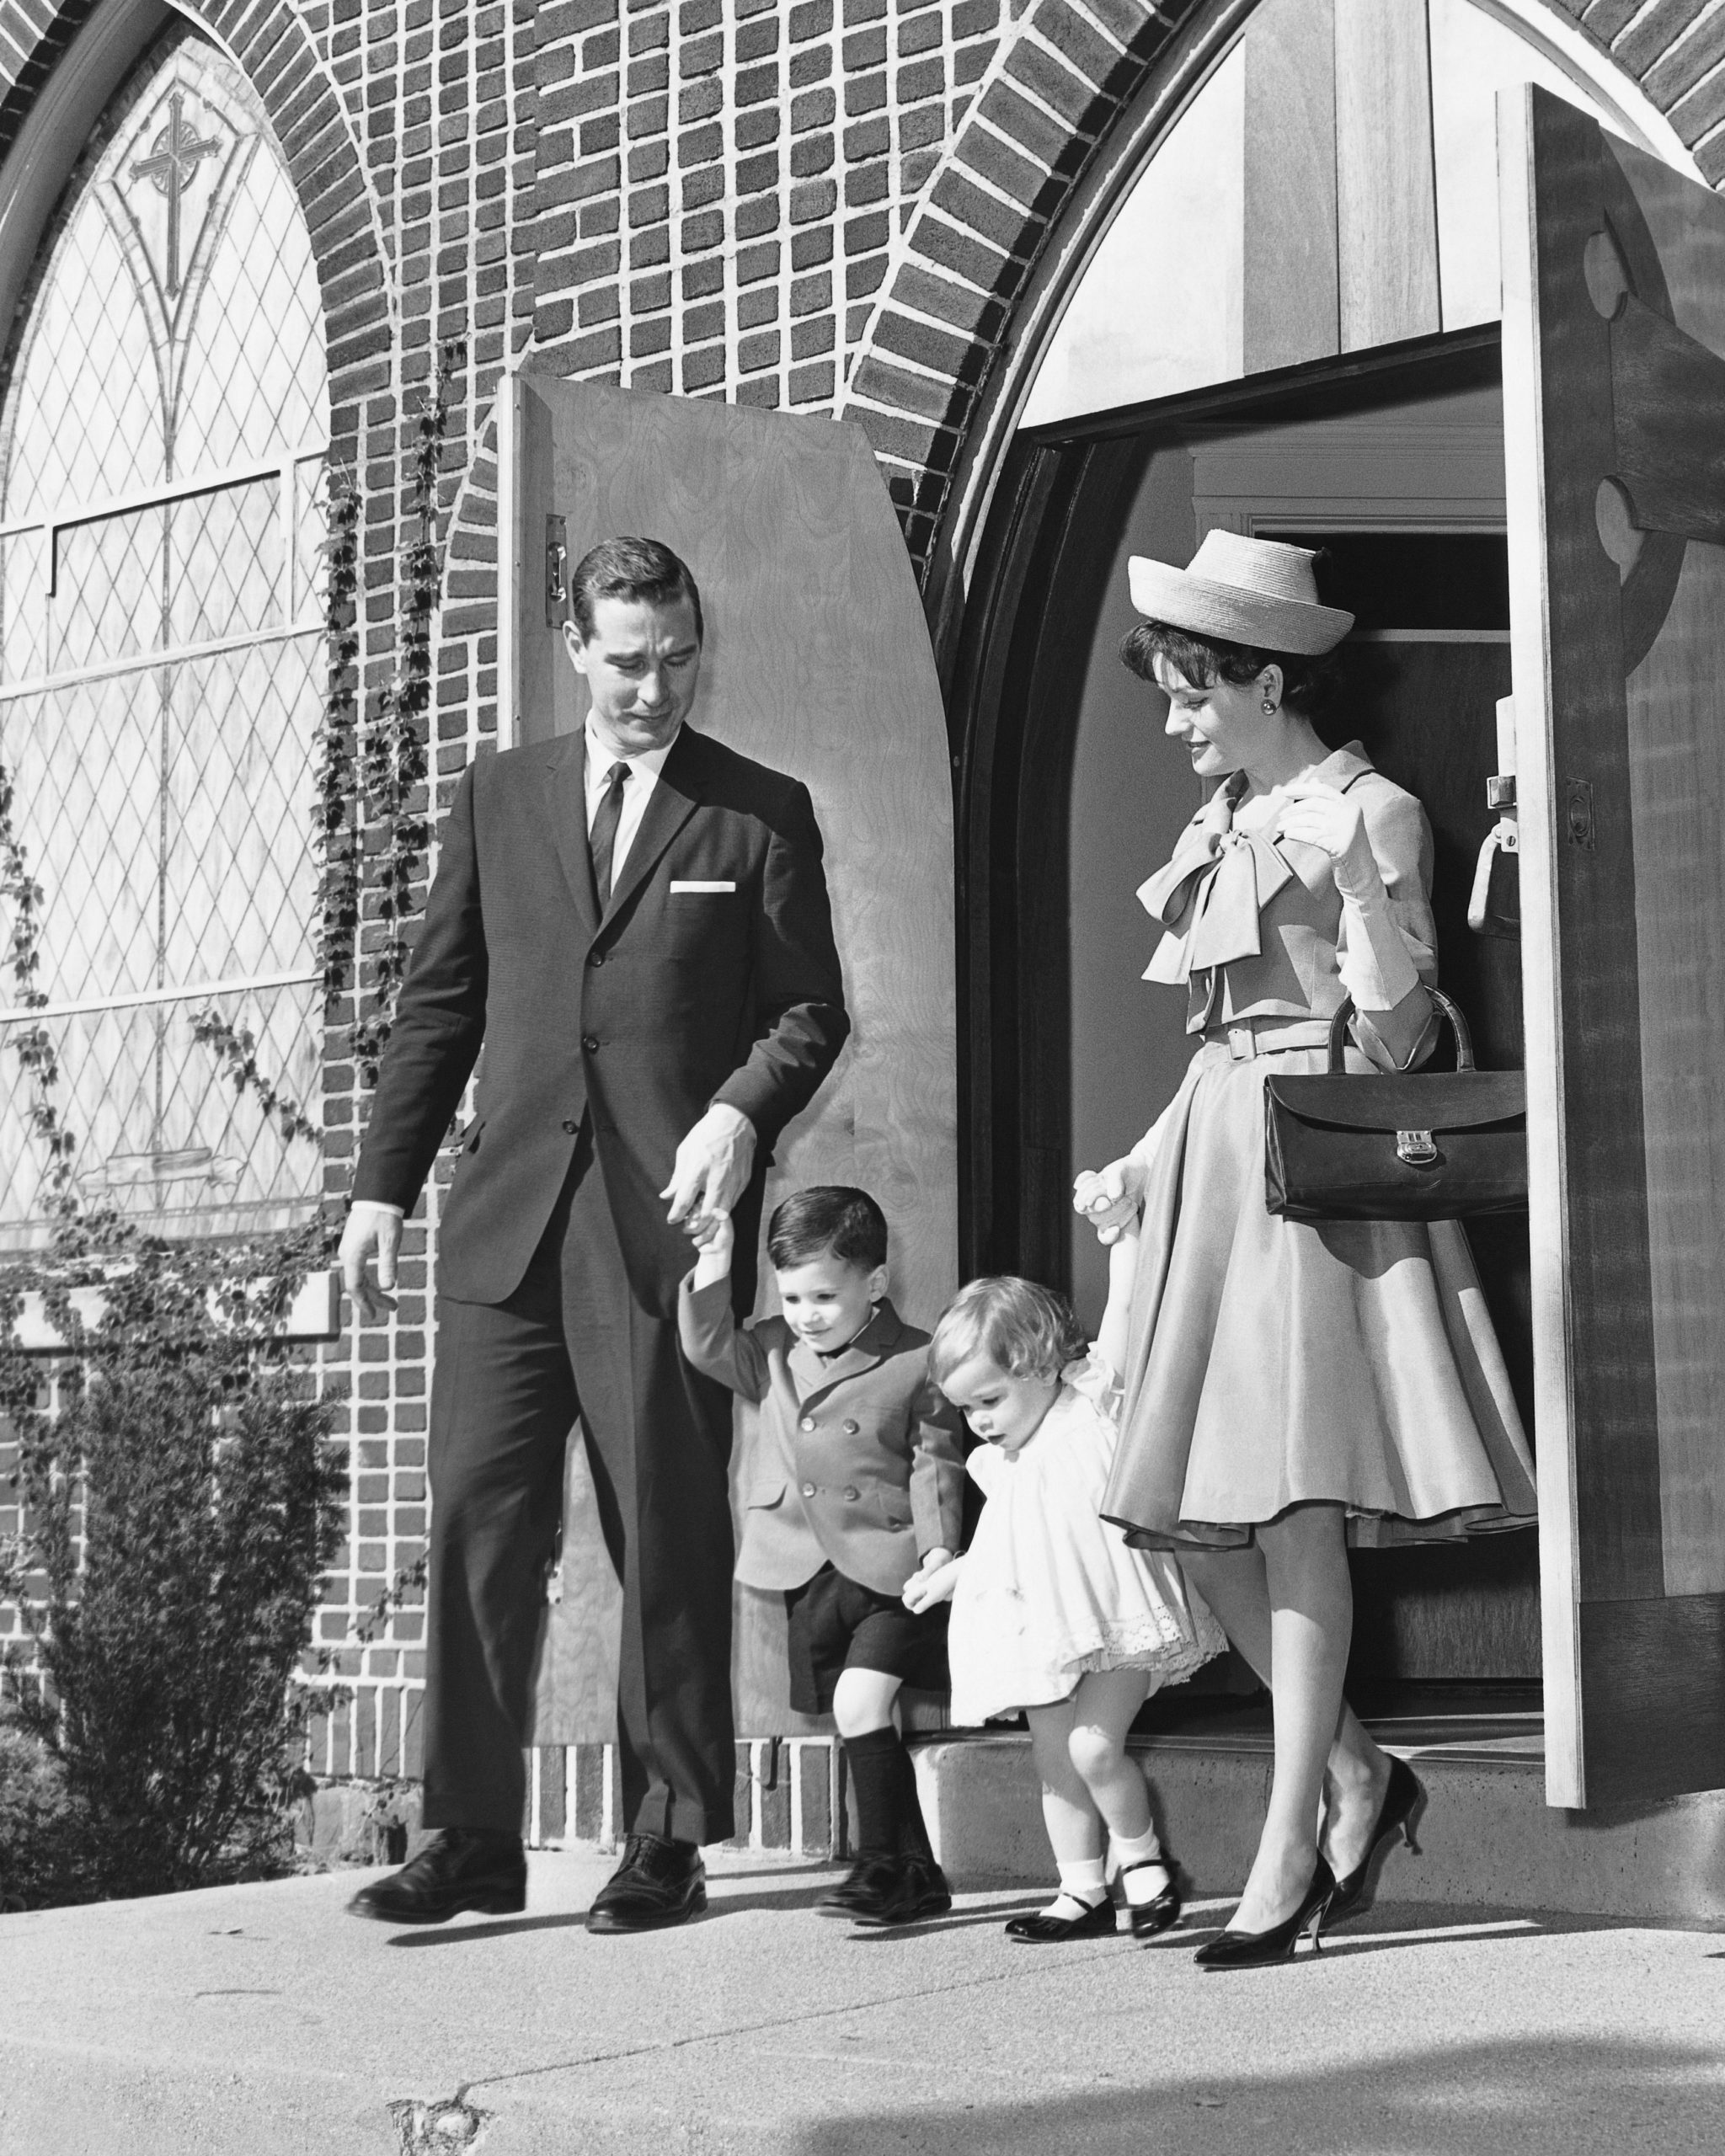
[1121,1854,1183,1942]
[1192,1854,1334,1970]
[1324,1755,1425,1929]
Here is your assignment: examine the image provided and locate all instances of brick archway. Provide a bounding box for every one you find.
[837,0,1725,653]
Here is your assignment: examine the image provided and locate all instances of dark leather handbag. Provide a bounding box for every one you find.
[1263,989,1527,1222]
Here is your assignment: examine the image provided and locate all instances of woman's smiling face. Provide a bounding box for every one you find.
[1154,652,1282,781]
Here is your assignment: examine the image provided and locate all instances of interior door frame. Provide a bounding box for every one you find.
[949,325,1504,1292]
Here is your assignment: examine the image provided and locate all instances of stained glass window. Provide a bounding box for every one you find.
[0,25,328,1247]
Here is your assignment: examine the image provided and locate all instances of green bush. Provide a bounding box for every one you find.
[0,1712,87,1910]
[2,1224,347,1903]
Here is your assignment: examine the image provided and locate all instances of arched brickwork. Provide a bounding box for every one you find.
[0,0,393,463]
[837,0,1725,641]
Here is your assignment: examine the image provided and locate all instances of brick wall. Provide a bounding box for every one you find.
[3,0,1723,1814]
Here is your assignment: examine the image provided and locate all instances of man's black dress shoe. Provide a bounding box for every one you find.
[585,1833,707,1933]
[847,1853,952,1928]
[817,1854,901,1919]
[346,1828,526,1924]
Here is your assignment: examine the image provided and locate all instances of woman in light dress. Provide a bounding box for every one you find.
[1076,533,1536,1967]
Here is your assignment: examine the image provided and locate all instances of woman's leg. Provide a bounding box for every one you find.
[1024,1700,1108,1912]
[1188,1506,1359,1932]
[1181,1542,1391,1881]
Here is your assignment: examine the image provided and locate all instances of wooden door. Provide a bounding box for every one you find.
[494,370,957,1740]
[1501,87,1725,1806]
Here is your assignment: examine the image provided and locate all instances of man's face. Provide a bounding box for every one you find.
[563,590,702,755]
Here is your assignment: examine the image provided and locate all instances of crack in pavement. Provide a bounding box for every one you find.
[458,1942,1126,2096]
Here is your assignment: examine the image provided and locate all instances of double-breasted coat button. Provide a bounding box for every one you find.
[801,1482,816,1497]
[842,1419,860,1434]
[842,1486,860,1501]
[589,952,606,967]
[799,1417,816,1432]
[581,1033,600,1052]
[561,1118,579,1134]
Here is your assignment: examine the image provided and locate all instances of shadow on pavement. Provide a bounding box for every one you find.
[789,2033,1725,2155]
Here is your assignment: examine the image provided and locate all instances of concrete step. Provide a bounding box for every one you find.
[912,1729,1725,1927]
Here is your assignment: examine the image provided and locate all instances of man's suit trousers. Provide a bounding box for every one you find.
[422,1129,737,1844]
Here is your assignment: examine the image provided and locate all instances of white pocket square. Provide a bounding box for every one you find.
[669,879,736,893]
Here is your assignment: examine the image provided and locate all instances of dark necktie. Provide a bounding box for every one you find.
[589,760,630,908]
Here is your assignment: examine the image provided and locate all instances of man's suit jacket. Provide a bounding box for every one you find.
[679,1278,966,1597]
[352,724,850,1315]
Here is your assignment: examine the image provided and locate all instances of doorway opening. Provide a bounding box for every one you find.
[953,326,1539,1720]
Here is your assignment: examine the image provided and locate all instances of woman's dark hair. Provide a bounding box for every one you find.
[767,1186,889,1272]
[1119,620,1344,727]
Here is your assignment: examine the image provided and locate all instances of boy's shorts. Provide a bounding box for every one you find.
[784,1562,951,1717]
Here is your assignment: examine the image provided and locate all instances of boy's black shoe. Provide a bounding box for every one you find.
[817,1854,901,1918]
[585,1833,708,1933]
[346,1828,526,1924]
[847,1853,953,1928]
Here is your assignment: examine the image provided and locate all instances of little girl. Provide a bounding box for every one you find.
[904,1228,1226,1943]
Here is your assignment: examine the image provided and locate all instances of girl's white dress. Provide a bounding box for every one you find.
[947,1353,1227,1725]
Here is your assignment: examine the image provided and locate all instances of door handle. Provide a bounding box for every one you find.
[546,513,568,628]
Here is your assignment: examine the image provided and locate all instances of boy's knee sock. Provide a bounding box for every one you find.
[842,1726,933,1861]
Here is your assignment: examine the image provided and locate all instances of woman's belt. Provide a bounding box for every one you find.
[1199,1016,1336,1061]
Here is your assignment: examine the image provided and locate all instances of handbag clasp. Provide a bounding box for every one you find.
[1396,1129,1439,1167]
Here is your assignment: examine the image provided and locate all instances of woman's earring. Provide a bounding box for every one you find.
[1262,697,1277,715]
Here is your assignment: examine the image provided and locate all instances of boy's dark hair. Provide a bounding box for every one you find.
[767,1187,889,1272]
[568,535,704,643]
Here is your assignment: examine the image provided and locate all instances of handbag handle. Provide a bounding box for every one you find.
[1327,985,1474,1074]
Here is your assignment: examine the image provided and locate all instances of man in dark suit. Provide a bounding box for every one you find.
[343,536,849,1930]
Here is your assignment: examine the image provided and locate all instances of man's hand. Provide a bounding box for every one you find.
[662,1103,756,1240]
[902,1553,962,1614]
[340,1201,403,1325]
[1072,1157,1147,1246]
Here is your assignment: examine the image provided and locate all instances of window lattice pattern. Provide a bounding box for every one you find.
[0,29,329,1245]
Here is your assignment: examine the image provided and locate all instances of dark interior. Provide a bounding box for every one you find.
[952,332,1541,1723]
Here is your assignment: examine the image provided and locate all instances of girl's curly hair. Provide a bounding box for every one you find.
[930,1276,1087,1387]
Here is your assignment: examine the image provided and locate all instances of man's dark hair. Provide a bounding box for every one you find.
[568,535,704,644]
[767,1187,889,1273]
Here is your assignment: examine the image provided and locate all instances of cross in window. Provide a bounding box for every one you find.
[130,89,223,296]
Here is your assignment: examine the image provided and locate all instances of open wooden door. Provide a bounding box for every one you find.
[1501,86,1725,1807]
[494,370,957,1741]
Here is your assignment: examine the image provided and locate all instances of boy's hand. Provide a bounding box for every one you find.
[902,1553,962,1613]
[691,1209,734,1289]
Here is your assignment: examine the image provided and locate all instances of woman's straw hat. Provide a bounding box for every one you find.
[1127,531,1354,655]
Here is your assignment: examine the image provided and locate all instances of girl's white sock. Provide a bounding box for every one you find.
[1047,1857,1107,1914]
[1112,1827,1171,1904]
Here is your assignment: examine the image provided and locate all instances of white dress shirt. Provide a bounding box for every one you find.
[585,720,680,888]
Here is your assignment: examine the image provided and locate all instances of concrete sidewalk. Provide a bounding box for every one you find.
[3,1847,1722,2156]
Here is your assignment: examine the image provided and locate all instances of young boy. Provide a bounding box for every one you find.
[679,1186,965,1925]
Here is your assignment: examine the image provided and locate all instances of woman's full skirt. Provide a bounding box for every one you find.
[1103,1038,1538,1550]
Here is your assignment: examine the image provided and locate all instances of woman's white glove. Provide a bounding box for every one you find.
[1274,779,1380,898]
[1073,1157,1146,1246]
[1275,778,1419,1012]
